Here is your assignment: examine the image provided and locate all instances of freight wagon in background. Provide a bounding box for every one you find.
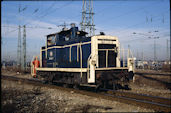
[32,23,135,90]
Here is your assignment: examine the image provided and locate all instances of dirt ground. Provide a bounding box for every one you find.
[1,79,155,112]
[125,69,171,98]
[1,68,171,112]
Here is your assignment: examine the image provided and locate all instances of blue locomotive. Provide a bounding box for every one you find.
[34,23,135,90]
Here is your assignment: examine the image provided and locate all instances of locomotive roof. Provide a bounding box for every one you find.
[47,29,88,37]
[94,35,118,40]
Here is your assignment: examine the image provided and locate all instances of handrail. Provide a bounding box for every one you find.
[87,54,92,79]
[119,48,134,67]
[130,50,134,59]
[80,44,83,78]
[31,56,35,77]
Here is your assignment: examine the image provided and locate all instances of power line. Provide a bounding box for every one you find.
[98,1,161,26]
[95,1,125,16]
[15,2,50,26]
[122,33,168,43]
[2,25,57,29]
[23,1,73,27]
[2,2,74,35]
[98,2,167,32]
[36,1,57,18]
[109,9,169,36]
[43,1,73,18]
[121,36,149,43]
[3,28,19,36]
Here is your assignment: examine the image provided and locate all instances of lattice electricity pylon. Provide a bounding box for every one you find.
[80,0,95,37]
[17,25,21,70]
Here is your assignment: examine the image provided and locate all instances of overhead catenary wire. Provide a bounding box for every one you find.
[98,1,166,33]
[10,1,77,35]
[36,1,57,18]
[121,35,160,43]
[98,1,161,26]
[2,7,168,38]
[10,1,54,27]
[95,1,125,16]
[1,25,58,38]
[39,1,73,19]
[107,9,170,36]
[120,20,169,43]
[2,8,169,38]
[23,1,73,27]
[3,28,19,36]
[2,25,57,29]
[70,1,125,20]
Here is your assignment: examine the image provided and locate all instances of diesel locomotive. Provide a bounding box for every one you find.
[32,23,135,90]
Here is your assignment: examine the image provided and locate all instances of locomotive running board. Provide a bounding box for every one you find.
[95,67,129,70]
[80,84,97,87]
[36,67,87,72]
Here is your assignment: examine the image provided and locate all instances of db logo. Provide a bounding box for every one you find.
[50,51,53,56]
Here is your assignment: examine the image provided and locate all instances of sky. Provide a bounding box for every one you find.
[1,0,170,62]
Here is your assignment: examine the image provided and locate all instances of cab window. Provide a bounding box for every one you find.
[47,35,56,46]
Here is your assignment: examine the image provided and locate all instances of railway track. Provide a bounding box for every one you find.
[2,75,171,112]
[100,88,171,105]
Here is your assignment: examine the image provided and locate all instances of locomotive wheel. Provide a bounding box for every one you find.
[113,83,117,90]
[73,84,79,89]
[63,83,69,88]
[95,85,101,92]
[42,76,49,84]
[128,71,134,80]
[48,73,54,84]
[42,79,48,84]
[124,85,131,90]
